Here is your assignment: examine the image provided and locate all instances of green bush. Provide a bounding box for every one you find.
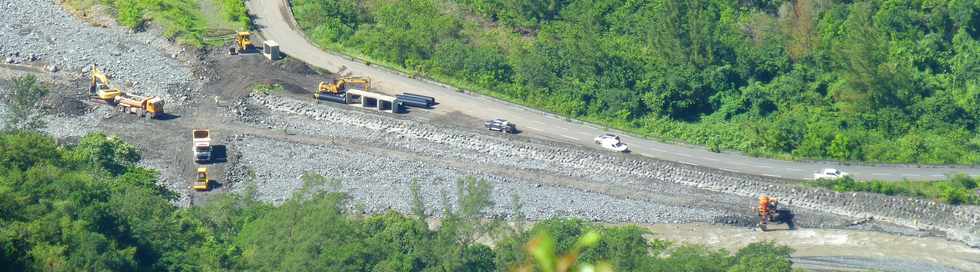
[806,174,980,205]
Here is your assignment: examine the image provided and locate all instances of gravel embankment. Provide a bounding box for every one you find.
[226,93,980,246]
[232,136,730,223]
[0,0,193,102]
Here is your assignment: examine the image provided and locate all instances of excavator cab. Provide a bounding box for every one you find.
[193,167,210,191]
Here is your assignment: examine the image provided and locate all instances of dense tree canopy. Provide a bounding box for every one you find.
[293,0,980,164]
[0,131,795,271]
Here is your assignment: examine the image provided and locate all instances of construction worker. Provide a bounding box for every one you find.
[759,195,771,216]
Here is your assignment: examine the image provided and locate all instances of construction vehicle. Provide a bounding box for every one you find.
[193,129,212,163]
[114,93,165,119]
[229,31,255,55]
[756,195,792,231]
[193,167,210,191]
[315,77,370,98]
[89,66,122,101]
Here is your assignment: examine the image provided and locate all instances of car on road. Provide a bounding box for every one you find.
[594,134,629,152]
[813,168,849,180]
[485,118,516,133]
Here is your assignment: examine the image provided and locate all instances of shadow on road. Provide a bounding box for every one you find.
[155,113,181,121]
[211,145,228,164]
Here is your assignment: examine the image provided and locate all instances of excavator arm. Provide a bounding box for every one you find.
[90,66,122,101]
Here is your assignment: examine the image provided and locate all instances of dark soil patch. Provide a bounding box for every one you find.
[42,94,89,116]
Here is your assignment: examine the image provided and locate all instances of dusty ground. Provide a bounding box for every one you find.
[0,2,977,270]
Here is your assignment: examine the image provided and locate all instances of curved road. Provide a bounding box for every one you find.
[246,0,979,181]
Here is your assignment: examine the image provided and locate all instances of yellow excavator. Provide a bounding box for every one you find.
[193,167,210,191]
[229,31,254,55]
[89,66,122,101]
[314,77,370,99]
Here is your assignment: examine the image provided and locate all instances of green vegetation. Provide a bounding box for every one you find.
[2,75,48,131]
[100,0,209,46]
[213,0,250,31]
[252,82,284,94]
[292,0,980,164]
[0,131,796,271]
[805,174,980,205]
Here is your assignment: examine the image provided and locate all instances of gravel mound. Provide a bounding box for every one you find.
[227,93,980,246]
[0,0,193,101]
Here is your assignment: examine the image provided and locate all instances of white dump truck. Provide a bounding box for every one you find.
[193,129,212,163]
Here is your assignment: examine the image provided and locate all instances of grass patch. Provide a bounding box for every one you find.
[104,0,208,46]
[252,83,284,94]
[804,175,980,205]
[212,0,250,31]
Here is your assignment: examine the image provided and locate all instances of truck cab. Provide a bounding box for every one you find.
[193,129,212,163]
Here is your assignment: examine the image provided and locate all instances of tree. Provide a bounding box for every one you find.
[728,241,794,272]
[2,75,49,131]
[828,132,851,161]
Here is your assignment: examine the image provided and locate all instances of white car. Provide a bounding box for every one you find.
[594,134,629,152]
[813,168,849,180]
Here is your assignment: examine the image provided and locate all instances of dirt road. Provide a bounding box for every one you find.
[245,0,980,181]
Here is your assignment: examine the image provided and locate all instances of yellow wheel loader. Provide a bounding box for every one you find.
[193,167,210,191]
[229,31,254,55]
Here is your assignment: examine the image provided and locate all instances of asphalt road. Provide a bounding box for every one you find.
[247,0,980,181]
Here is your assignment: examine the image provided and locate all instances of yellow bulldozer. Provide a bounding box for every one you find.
[114,93,165,119]
[229,31,254,55]
[314,77,370,99]
[193,167,210,191]
[89,66,122,101]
